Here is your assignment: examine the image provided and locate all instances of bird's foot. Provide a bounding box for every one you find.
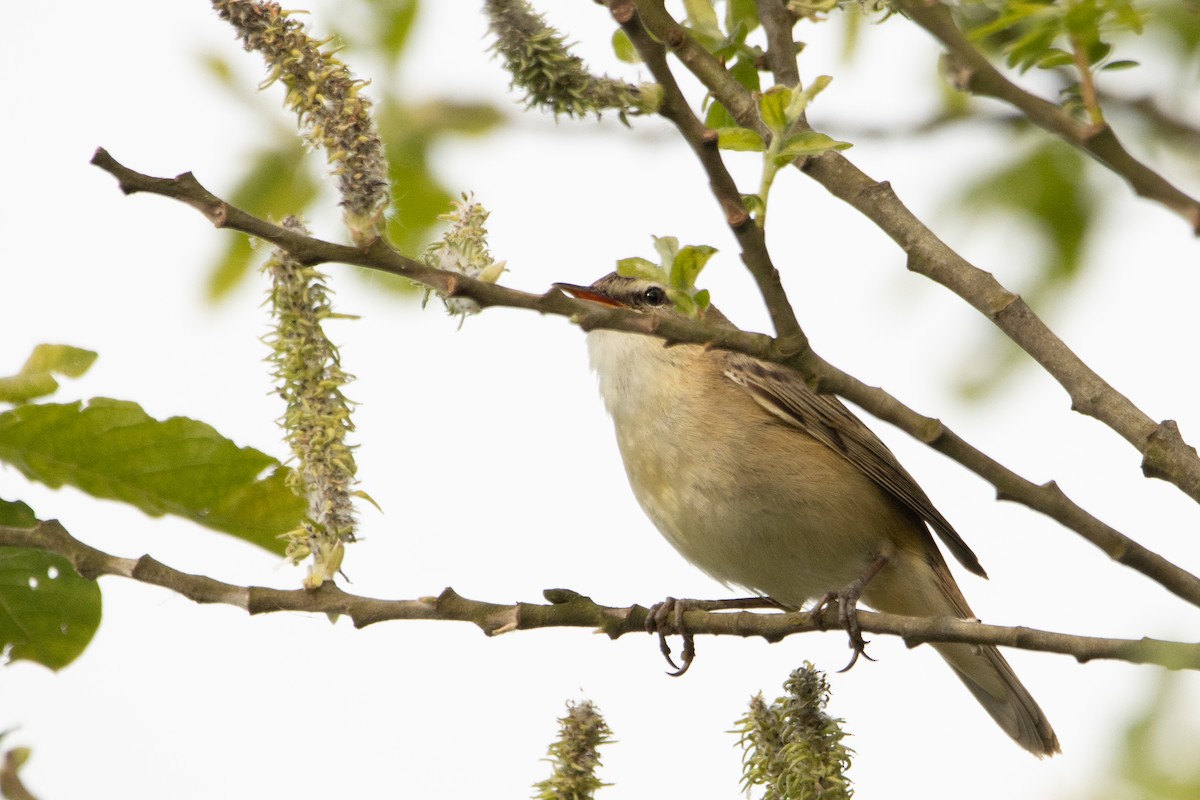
[810,553,890,672]
[645,597,693,676]
[810,587,875,672]
[645,596,782,677]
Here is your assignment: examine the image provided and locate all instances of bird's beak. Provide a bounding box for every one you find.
[553,282,624,308]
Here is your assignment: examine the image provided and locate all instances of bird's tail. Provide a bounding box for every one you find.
[932,640,1061,757]
[866,546,1060,756]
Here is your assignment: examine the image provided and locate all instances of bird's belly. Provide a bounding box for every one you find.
[618,420,910,610]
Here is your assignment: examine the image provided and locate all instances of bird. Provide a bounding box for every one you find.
[555,271,1060,757]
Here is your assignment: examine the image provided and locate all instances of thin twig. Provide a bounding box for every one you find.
[88,147,1200,609]
[6,520,1199,670]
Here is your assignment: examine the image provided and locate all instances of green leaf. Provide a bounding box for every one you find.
[652,236,681,269]
[376,98,502,270]
[725,0,761,36]
[704,100,738,131]
[0,502,102,671]
[728,56,761,93]
[671,245,718,290]
[667,291,701,319]
[951,141,1095,396]
[692,288,711,312]
[1100,58,1139,71]
[1063,0,1100,38]
[0,400,304,553]
[1035,48,1075,69]
[741,194,765,217]
[784,75,832,122]
[0,499,37,528]
[615,257,662,283]
[776,131,852,163]
[968,6,1045,43]
[0,375,57,406]
[758,86,792,134]
[1112,1,1143,35]
[1005,23,1059,73]
[22,345,96,379]
[368,0,419,62]
[0,345,98,404]
[207,143,320,300]
[206,234,260,302]
[611,28,640,63]
[717,127,766,152]
[618,237,716,319]
[683,0,723,42]
[1085,40,1111,65]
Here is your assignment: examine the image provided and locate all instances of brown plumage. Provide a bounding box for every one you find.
[560,273,1060,756]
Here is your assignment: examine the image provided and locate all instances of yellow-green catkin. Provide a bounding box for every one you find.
[213,0,390,244]
[483,0,661,120]
[423,194,506,323]
[736,665,854,800]
[533,700,614,800]
[263,218,358,588]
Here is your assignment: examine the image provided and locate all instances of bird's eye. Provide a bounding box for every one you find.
[642,286,668,307]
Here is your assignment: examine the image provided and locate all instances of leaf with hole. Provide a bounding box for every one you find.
[0,501,101,671]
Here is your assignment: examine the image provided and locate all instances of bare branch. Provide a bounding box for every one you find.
[88,147,1200,609]
[756,0,800,91]
[624,0,1200,508]
[6,520,1199,671]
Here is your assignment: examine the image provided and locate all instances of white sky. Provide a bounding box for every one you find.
[4,2,1200,798]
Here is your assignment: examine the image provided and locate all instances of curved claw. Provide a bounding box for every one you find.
[813,554,890,672]
[644,595,780,677]
[645,597,696,677]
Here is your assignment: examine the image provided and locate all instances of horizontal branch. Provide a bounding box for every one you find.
[626,0,1200,508]
[6,520,1199,671]
[893,0,1200,234]
[88,147,1200,609]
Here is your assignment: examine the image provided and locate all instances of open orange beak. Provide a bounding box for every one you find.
[553,282,625,308]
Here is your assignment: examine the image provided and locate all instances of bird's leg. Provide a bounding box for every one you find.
[810,553,890,672]
[645,596,690,675]
[645,596,783,676]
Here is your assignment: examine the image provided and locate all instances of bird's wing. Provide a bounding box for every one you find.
[722,353,987,577]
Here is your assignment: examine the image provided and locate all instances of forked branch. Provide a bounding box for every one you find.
[622,0,1200,507]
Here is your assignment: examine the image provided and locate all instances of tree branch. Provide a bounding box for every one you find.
[89,147,1200,609]
[7,520,1199,671]
[608,0,806,354]
[892,0,1200,234]
[625,0,1200,509]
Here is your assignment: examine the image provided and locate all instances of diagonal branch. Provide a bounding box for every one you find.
[608,0,806,353]
[6,520,1199,670]
[89,146,778,355]
[626,0,1200,508]
[89,147,1200,609]
[892,0,1200,235]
